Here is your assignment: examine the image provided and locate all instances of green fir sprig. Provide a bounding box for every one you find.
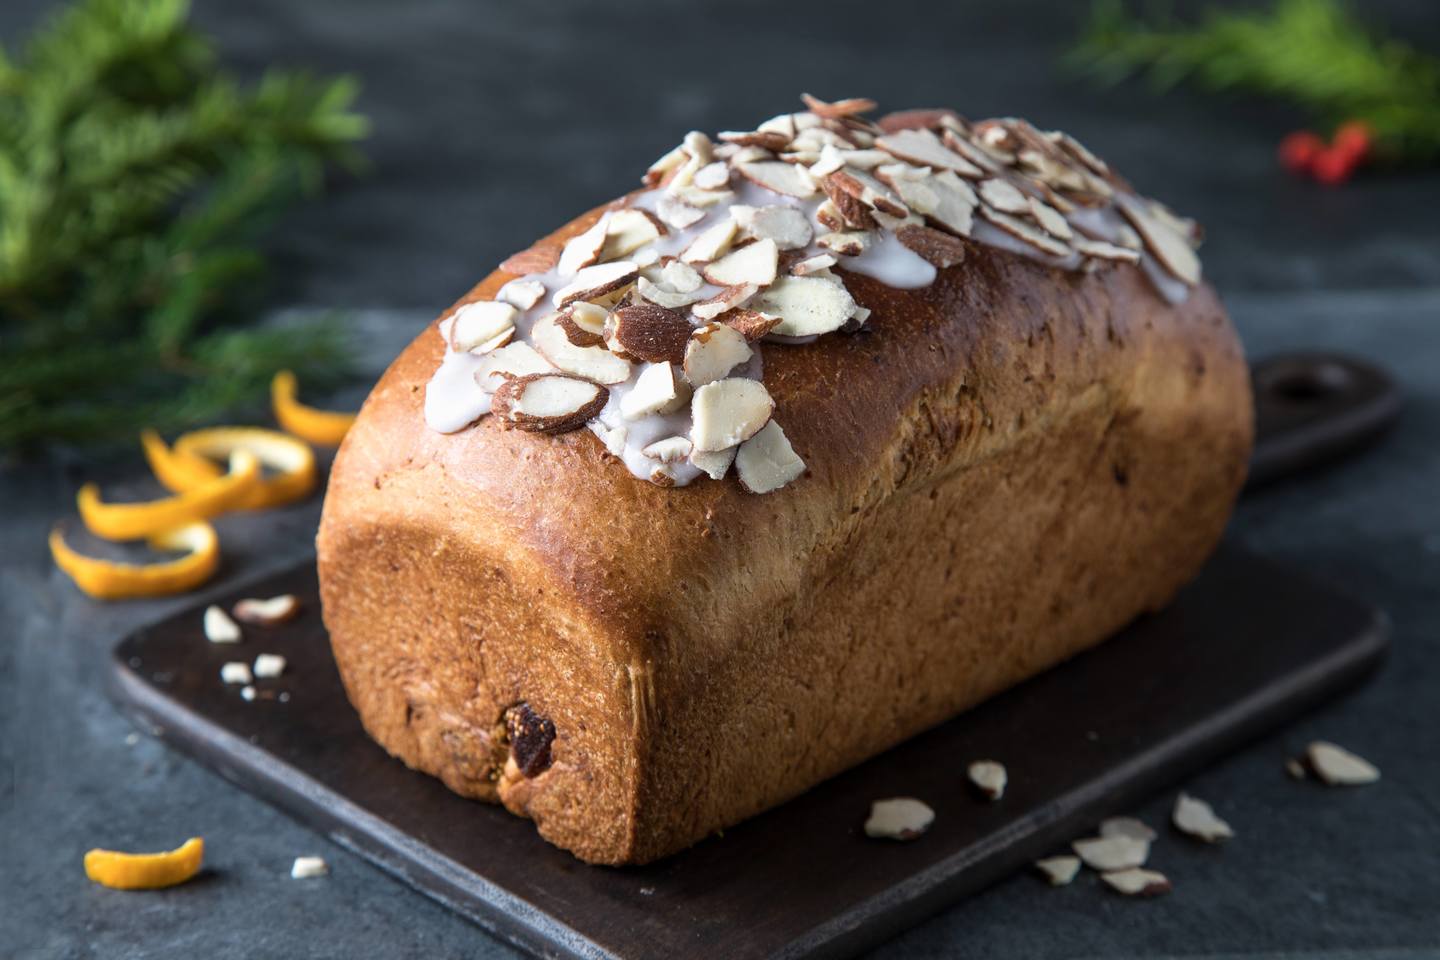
[1069,0,1440,162]
[0,0,368,453]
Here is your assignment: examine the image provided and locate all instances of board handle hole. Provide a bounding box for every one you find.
[1259,361,1354,403]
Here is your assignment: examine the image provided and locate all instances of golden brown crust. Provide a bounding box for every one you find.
[317,196,1252,864]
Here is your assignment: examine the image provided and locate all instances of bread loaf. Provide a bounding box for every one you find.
[317,97,1252,864]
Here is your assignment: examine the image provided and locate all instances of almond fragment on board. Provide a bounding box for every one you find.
[221,661,253,685]
[233,595,300,627]
[1099,816,1157,843]
[1034,856,1081,886]
[752,276,857,337]
[531,313,631,384]
[864,797,934,841]
[684,323,753,386]
[204,605,241,644]
[557,214,610,276]
[474,342,554,393]
[491,373,608,434]
[702,238,778,287]
[1102,867,1171,897]
[691,378,774,452]
[1072,834,1149,871]
[608,303,693,365]
[1305,741,1380,785]
[735,420,805,494]
[967,760,1007,800]
[253,653,287,679]
[620,362,687,420]
[1172,793,1233,843]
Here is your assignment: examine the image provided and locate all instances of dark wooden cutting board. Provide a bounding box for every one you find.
[108,352,1398,960]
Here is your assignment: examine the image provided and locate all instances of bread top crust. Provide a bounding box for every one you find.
[325,184,1249,674]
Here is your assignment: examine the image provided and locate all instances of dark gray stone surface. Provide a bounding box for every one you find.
[3,2,1438,957]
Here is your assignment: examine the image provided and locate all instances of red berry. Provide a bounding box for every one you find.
[1312,147,1357,186]
[1278,131,1325,175]
[1332,120,1374,162]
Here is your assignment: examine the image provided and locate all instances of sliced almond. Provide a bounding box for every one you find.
[551,261,639,308]
[967,760,1007,800]
[980,206,1072,258]
[645,143,687,187]
[204,605,241,643]
[820,171,876,229]
[565,301,609,336]
[940,127,1006,174]
[496,279,546,311]
[692,162,731,191]
[499,244,559,276]
[689,445,736,480]
[1035,856,1081,886]
[1285,757,1308,780]
[556,308,604,348]
[557,214,610,276]
[1099,816,1157,843]
[925,170,977,237]
[691,283,758,321]
[757,113,798,139]
[1051,130,1110,176]
[655,194,705,230]
[1102,868,1171,897]
[702,238,778,287]
[732,205,813,250]
[876,128,983,177]
[601,209,665,261]
[637,277,706,310]
[589,420,627,457]
[530,313,631,384]
[691,378,774,452]
[221,662,253,685]
[752,276,856,337]
[233,594,301,626]
[608,303,693,365]
[253,653,286,679]
[718,307,782,341]
[491,373,607,434]
[736,420,804,494]
[671,185,735,209]
[718,130,791,152]
[815,199,846,232]
[1305,741,1380,785]
[790,253,838,276]
[680,217,738,264]
[1074,237,1141,263]
[875,164,941,217]
[897,225,967,268]
[864,797,934,841]
[641,436,693,463]
[817,231,872,256]
[736,161,817,199]
[977,178,1029,214]
[1028,197,1073,240]
[800,93,877,119]
[1172,793,1233,843]
[475,341,554,392]
[620,361,687,420]
[683,322,753,386]
[842,167,910,217]
[447,301,518,353]
[1072,834,1149,871]
[807,144,847,179]
[660,260,704,292]
[1117,193,1201,286]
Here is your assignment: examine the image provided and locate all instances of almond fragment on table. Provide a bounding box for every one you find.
[1072,833,1149,872]
[253,653,287,679]
[233,594,300,626]
[1172,793,1233,843]
[1101,867,1171,897]
[967,760,1007,800]
[1034,856,1081,886]
[220,661,253,685]
[1305,741,1380,785]
[1099,816,1157,843]
[204,604,241,644]
[291,856,329,879]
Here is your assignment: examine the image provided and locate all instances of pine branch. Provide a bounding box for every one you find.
[1069,0,1440,162]
[0,0,369,453]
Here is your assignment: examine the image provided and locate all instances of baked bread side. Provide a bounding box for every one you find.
[318,100,1252,864]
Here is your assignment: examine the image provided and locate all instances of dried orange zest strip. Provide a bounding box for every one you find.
[84,837,204,890]
[50,522,220,600]
[173,427,317,509]
[272,370,356,446]
[79,450,260,541]
[141,429,223,494]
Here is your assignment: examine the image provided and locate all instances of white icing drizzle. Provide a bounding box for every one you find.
[423,102,1205,488]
